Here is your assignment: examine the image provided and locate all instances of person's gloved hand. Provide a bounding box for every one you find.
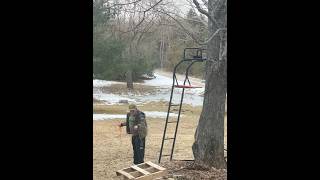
[133,125,138,130]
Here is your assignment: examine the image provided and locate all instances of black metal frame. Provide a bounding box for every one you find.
[158,48,206,163]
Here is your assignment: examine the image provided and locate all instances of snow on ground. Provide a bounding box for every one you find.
[93,79,124,87]
[143,73,205,97]
[141,73,184,87]
[93,114,125,120]
[93,93,136,105]
[93,72,205,106]
[93,111,181,120]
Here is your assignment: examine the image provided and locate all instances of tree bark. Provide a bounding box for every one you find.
[126,69,134,89]
[192,0,227,169]
[160,28,165,70]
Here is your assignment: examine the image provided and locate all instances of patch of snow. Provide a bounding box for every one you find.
[93,93,136,105]
[144,111,180,118]
[93,111,181,120]
[93,79,124,87]
[93,72,205,106]
[93,114,125,120]
[143,73,184,87]
[185,87,205,96]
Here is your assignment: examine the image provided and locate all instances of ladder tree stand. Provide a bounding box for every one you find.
[158,47,207,163]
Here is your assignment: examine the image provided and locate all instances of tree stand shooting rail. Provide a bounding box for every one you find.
[158,48,207,163]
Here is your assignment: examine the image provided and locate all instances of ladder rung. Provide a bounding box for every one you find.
[161,154,170,157]
[164,137,175,140]
[174,85,202,88]
[172,159,194,162]
[167,121,177,123]
[170,104,180,106]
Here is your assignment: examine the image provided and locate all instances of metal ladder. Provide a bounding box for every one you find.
[158,48,207,163]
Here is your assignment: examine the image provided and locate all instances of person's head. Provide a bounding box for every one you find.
[129,104,137,115]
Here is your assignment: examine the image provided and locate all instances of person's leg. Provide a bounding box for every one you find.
[132,136,139,164]
[135,137,145,164]
[134,137,142,164]
[140,137,145,163]
[141,138,146,162]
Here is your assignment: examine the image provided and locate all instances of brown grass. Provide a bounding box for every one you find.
[93,101,202,114]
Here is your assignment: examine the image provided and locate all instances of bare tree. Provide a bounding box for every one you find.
[192,0,227,169]
[107,0,167,89]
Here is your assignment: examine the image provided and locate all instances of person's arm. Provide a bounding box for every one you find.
[119,113,129,127]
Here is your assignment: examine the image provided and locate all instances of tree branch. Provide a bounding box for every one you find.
[144,0,164,12]
[156,9,202,44]
[156,9,226,45]
[181,16,207,26]
[106,0,143,9]
[193,0,219,28]
[201,28,226,45]
[118,0,164,34]
[134,12,146,30]
[201,0,208,7]
[136,16,156,45]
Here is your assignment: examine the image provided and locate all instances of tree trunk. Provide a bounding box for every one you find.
[126,69,134,89]
[160,29,164,70]
[192,55,227,168]
[192,0,227,169]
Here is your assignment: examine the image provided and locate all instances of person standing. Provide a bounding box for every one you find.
[119,104,147,164]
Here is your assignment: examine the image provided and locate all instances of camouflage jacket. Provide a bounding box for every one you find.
[123,110,147,138]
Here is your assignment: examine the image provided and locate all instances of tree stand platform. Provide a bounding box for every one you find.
[116,161,167,180]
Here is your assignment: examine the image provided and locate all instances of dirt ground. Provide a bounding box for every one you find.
[161,160,227,180]
[93,103,227,179]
